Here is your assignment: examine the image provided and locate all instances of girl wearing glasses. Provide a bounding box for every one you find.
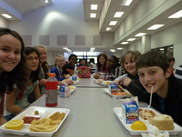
[5,47,41,121]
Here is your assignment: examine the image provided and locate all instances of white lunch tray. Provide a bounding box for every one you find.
[0,106,70,137]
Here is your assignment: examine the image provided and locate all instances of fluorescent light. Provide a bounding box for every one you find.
[160,48,164,51]
[117,48,123,50]
[121,0,133,6]
[147,24,164,30]
[90,13,96,18]
[91,4,98,10]
[63,47,68,50]
[106,27,112,31]
[109,21,117,25]
[168,10,182,18]
[121,42,128,44]
[114,12,124,18]
[2,14,12,18]
[110,49,116,52]
[90,48,95,52]
[127,38,136,41]
[135,33,146,37]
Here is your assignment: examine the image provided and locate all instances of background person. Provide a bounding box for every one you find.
[168,56,175,75]
[62,54,77,77]
[174,64,182,80]
[105,55,123,80]
[115,50,149,102]
[50,55,66,81]
[35,45,49,95]
[97,53,107,73]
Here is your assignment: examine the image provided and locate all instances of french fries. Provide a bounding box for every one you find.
[29,112,65,132]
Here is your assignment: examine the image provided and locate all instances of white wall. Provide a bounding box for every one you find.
[0,16,8,27]
[7,0,114,65]
[128,22,182,68]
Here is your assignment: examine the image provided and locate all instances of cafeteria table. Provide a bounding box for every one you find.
[1,77,182,137]
[76,74,104,88]
[0,88,144,137]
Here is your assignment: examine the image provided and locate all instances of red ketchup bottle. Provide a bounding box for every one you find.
[46,73,58,107]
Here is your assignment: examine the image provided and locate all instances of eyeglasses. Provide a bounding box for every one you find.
[27,56,39,61]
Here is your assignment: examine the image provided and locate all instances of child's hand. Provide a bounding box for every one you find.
[65,79,73,86]
[123,77,132,87]
[115,80,123,86]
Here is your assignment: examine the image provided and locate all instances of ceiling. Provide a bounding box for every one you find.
[0,0,182,53]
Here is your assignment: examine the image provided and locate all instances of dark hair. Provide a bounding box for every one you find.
[97,53,107,71]
[89,58,95,63]
[168,57,175,63]
[136,50,170,73]
[0,28,25,93]
[121,50,141,72]
[24,47,40,82]
[108,55,119,69]
[69,54,77,61]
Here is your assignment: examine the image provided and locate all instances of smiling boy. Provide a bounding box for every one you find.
[136,50,182,126]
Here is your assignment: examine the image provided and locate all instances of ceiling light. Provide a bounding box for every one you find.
[117,48,123,50]
[110,49,116,52]
[168,10,182,18]
[109,21,117,25]
[121,0,133,6]
[90,13,96,18]
[114,12,124,18]
[121,42,128,44]
[106,27,112,31]
[90,48,95,52]
[127,38,136,41]
[147,24,164,30]
[160,48,164,51]
[2,14,12,18]
[91,4,98,10]
[63,47,68,50]
[135,33,146,37]
[45,0,48,3]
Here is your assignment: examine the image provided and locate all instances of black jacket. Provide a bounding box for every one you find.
[150,75,182,126]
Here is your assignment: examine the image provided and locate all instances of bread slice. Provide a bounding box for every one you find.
[148,114,174,130]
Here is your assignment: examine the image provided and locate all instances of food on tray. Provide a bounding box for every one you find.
[5,119,24,130]
[139,108,157,120]
[69,86,75,89]
[29,112,66,132]
[34,110,39,115]
[98,80,102,83]
[131,121,147,130]
[49,112,65,121]
[111,92,131,96]
[30,118,58,132]
[94,74,100,79]
[30,120,58,132]
[23,116,41,124]
[105,81,111,84]
[148,114,174,130]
